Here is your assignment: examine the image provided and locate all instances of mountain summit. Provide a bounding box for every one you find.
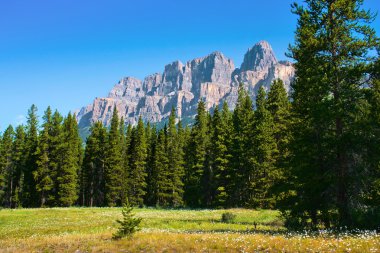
[76,41,294,132]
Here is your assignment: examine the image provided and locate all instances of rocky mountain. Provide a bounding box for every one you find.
[76,41,294,132]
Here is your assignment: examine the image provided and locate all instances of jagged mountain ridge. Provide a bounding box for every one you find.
[76,41,294,131]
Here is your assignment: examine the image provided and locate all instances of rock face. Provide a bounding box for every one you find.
[76,41,295,131]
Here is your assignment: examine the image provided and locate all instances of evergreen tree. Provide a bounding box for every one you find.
[81,122,107,206]
[184,100,208,207]
[119,117,129,205]
[266,79,292,203]
[362,55,380,227]
[250,86,277,208]
[104,107,124,206]
[154,127,171,206]
[49,110,64,205]
[167,107,185,207]
[284,0,379,229]
[56,113,81,206]
[22,104,39,207]
[123,124,133,205]
[34,107,54,206]
[0,126,14,207]
[145,124,157,206]
[10,125,26,208]
[217,101,234,207]
[210,105,232,207]
[230,84,254,206]
[128,117,147,206]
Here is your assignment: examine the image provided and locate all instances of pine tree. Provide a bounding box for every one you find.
[104,107,124,206]
[22,104,39,207]
[56,113,81,206]
[267,79,291,162]
[0,126,14,207]
[112,203,142,240]
[184,100,208,207]
[128,117,147,206]
[217,101,234,207]
[250,86,277,208]
[362,56,380,228]
[10,125,26,208]
[145,124,157,206]
[123,124,133,205]
[81,122,107,206]
[210,105,232,207]
[230,84,254,206]
[154,127,171,206]
[119,117,129,205]
[49,110,64,205]
[266,79,292,203]
[34,107,54,207]
[284,0,379,229]
[167,107,185,207]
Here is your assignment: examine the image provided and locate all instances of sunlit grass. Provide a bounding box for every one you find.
[0,207,378,252]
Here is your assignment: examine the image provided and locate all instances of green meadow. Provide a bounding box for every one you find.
[0,208,378,252]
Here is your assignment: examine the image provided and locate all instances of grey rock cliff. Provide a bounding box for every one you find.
[76,41,294,130]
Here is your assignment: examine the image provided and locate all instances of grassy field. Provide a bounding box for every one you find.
[0,207,379,252]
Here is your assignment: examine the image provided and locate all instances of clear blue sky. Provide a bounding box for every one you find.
[0,0,379,131]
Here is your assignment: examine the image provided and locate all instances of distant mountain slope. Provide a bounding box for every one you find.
[76,41,294,133]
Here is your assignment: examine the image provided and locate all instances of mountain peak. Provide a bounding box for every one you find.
[240,40,278,72]
[76,41,294,137]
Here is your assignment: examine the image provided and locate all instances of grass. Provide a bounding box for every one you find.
[0,207,379,252]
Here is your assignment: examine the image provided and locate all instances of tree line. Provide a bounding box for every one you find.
[0,81,288,209]
[0,0,379,230]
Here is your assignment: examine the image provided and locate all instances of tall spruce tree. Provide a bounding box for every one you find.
[250,86,277,208]
[104,108,124,206]
[231,84,254,206]
[56,113,81,206]
[167,107,185,207]
[154,127,171,206]
[145,124,157,206]
[184,100,208,207]
[266,79,292,203]
[209,106,229,207]
[128,117,147,206]
[0,126,14,207]
[81,122,107,206]
[284,0,379,229]
[363,55,380,227]
[119,117,129,205]
[34,107,54,207]
[49,110,64,205]
[218,101,234,207]
[10,125,26,208]
[22,104,39,207]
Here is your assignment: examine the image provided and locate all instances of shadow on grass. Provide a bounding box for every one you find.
[172,218,283,227]
[180,228,288,235]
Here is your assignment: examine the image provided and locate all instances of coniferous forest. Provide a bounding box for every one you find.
[1,0,380,231]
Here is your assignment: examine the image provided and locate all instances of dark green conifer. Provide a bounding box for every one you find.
[81,122,107,206]
[34,107,54,207]
[22,104,39,207]
[128,117,147,206]
[10,125,26,208]
[284,0,379,229]
[167,107,185,207]
[56,113,81,206]
[184,101,208,207]
[231,85,254,206]
[104,108,124,206]
[0,126,14,207]
[250,86,277,208]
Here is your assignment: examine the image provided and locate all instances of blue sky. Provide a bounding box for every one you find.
[0,0,379,131]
